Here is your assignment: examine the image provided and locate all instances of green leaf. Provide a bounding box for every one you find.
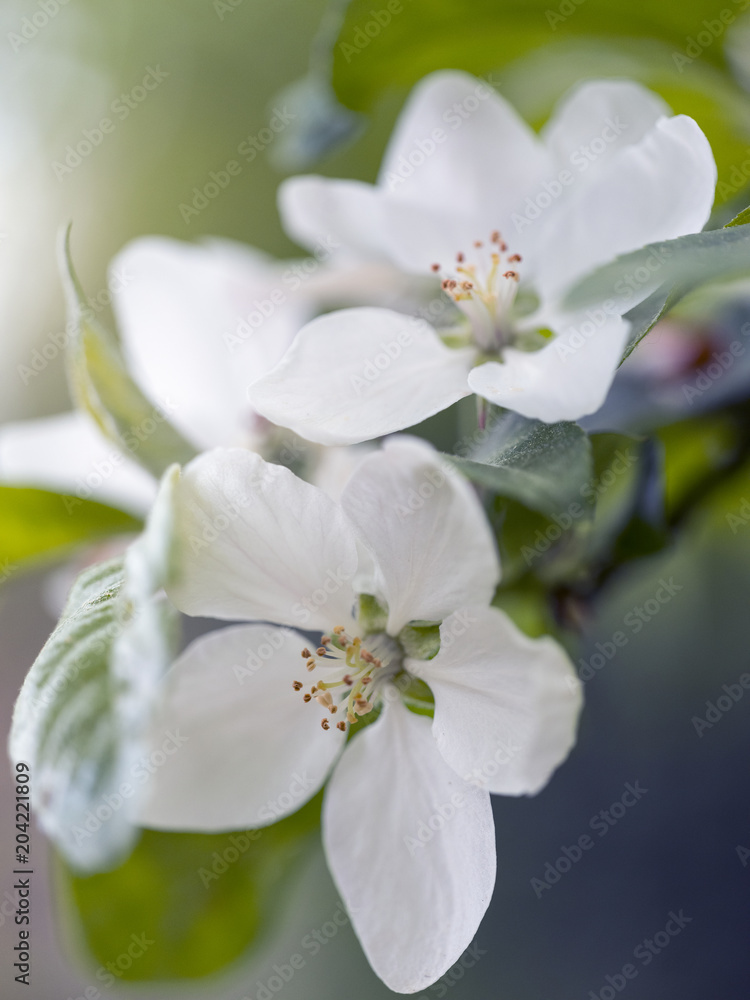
[59,796,323,980]
[725,205,750,228]
[620,284,682,362]
[564,225,750,318]
[0,487,140,578]
[446,410,593,515]
[9,467,182,872]
[60,226,197,478]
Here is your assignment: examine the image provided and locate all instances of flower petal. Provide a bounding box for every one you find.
[248,308,474,446]
[467,311,631,423]
[138,624,345,831]
[542,79,670,183]
[341,437,500,635]
[536,114,717,303]
[278,176,388,260]
[414,606,582,795]
[0,410,156,515]
[168,448,358,631]
[111,237,310,450]
[323,696,495,994]
[379,69,551,227]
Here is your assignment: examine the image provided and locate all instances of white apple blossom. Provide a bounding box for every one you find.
[0,236,401,512]
[137,437,581,994]
[247,72,717,443]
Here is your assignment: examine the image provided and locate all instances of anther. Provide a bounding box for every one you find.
[508,253,522,262]
[301,648,311,658]
[490,230,501,242]
[337,721,346,731]
[292,681,303,691]
[316,646,327,656]
[306,658,316,671]
[321,719,330,730]
[473,240,483,248]
[503,270,519,280]
[431,263,441,272]
[303,693,312,703]
[456,251,465,263]
[333,625,346,635]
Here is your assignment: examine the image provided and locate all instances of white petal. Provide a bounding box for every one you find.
[468,311,631,423]
[111,237,310,450]
[0,410,156,515]
[323,697,495,994]
[536,115,717,303]
[341,437,500,635]
[138,625,345,831]
[542,79,670,183]
[278,176,388,260]
[380,70,551,226]
[414,606,582,795]
[248,308,474,446]
[168,448,358,631]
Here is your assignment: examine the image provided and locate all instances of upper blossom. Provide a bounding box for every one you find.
[246,73,717,441]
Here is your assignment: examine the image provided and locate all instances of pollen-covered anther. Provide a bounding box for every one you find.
[303,693,312,703]
[299,628,392,730]
[300,647,311,659]
[508,254,522,263]
[321,719,330,731]
[503,270,519,280]
[337,721,347,731]
[306,658,316,671]
[292,681,303,691]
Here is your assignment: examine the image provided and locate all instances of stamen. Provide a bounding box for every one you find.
[431,229,523,351]
[296,626,396,731]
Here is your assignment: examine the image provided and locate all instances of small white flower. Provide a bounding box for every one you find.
[0,236,392,511]
[137,437,582,994]
[247,72,717,442]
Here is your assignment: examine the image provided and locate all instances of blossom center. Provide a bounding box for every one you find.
[294,627,402,732]
[432,230,521,353]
